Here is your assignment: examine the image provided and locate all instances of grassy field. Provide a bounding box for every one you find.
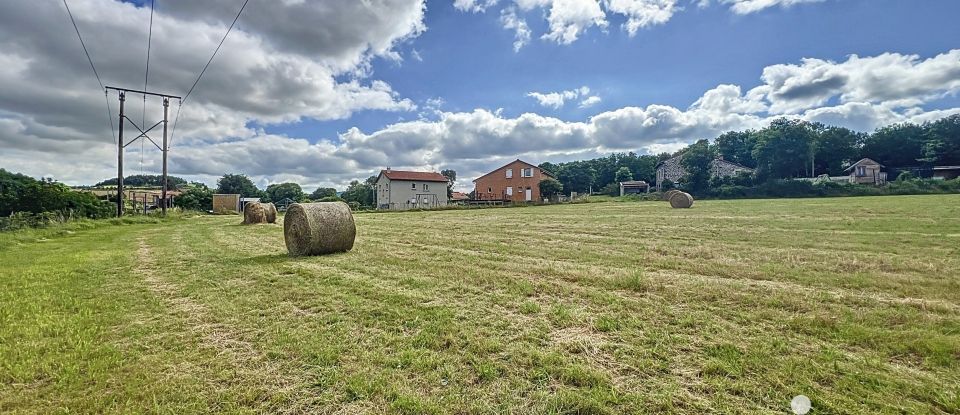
[1,195,959,414]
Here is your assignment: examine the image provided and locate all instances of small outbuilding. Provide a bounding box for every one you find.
[845,158,887,185]
[619,180,650,196]
[212,193,241,213]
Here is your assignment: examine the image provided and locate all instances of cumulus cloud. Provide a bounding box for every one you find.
[458,0,828,48]
[753,50,960,114]
[579,96,602,108]
[604,0,678,35]
[500,7,532,52]
[527,86,595,109]
[713,0,827,15]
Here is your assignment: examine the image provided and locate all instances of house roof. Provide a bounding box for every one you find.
[450,191,469,200]
[933,165,960,171]
[844,158,883,172]
[619,180,649,186]
[472,159,556,182]
[379,169,449,182]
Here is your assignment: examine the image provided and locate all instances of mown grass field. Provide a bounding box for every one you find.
[1,195,959,414]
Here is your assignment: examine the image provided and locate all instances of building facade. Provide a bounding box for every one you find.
[844,158,887,185]
[473,159,555,202]
[375,169,449,210]
[655,155,754,191]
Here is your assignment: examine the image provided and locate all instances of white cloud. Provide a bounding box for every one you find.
[603,0,678,35]
[500,7,532,52]
[579,95,602,108]
[527,86,593,109]
[754,50,960,114]
[716,0,827,15]
[459,0,827,48]
[454,0,500,12]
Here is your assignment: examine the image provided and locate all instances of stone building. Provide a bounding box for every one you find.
[655,155,754,191]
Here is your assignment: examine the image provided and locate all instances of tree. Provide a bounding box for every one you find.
[309,187,338,200]
[216,174,261,198]
[94,174,188,189]
[341,180,374,208]
[752,118,817,181]
[923,114,960,165]
[539,178,563,200]
[614,166,633,183]
[680,139,715,193]
[815,126,863,176]
[265,182,305,203]
[556,161,596,194]
[861,122,925,167]
[715,130,758,168]
[441,169,456,198]
[174,183,213,211]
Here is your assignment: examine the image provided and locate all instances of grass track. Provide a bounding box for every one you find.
[1,195,959,413]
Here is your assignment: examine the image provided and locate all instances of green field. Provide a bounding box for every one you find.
[2,195,959,414]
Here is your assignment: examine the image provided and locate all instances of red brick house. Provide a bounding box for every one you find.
[473,159,556,202]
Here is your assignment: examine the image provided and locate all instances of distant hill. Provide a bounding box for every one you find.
[93,175,188,189]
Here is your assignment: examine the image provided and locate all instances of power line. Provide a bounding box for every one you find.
[141,0,156,176]
[182,0,250,104]
[62,0,104,90]
[171,0,250,149]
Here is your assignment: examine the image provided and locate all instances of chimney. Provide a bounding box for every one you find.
[386,167,391,172]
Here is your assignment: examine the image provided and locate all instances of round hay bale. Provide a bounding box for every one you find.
[263,202,278,224]
[242,202,267,224]
[662,189,681,201]
[283,202,356,256]
[669,191,694,208]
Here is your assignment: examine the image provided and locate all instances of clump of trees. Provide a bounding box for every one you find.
[539,114,960,198]
[94,174,188,189]
[1,169,113,230]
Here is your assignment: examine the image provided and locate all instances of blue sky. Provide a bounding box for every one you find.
[2,0,959,189]
[265,0,960,144]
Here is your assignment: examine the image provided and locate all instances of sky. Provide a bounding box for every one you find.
[1,0,959,191]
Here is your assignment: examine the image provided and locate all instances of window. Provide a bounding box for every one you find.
[488,187,492,193]
[521,167,533,177]
[506,186,513,196]
[856,166,866,177]
[505,168,513,178]
[423,183,429,191]
[411,183,417,189]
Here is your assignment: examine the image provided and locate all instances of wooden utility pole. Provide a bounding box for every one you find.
[106,86,181,217]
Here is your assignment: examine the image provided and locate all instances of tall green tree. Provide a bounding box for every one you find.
[680,139,715,193]
[614,166,633,182]
[861,123,925,167]
[441,169,456,198]
[752,118,817,181]
[174,183,213,211]
[309,187,338,200]
[815,126,864,175]
[216,174,262,198]
[715,130,758,168]
[265,182,305,203]
[922,114,960,165]
[341,180,374,208]
[538,178,563,200]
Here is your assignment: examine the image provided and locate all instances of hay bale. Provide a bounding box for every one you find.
[669,191,694,208]
[283,202,356,256]
[263,202,278,224]
[662,189,681,201]
[242,202,267,224]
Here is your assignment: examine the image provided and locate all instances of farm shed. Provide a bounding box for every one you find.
[619,180,649,196]
[212,193,241,213]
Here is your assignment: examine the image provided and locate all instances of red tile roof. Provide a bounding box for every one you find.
[380,170,449,182]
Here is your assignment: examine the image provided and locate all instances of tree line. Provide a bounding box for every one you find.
[538,115,960,196]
